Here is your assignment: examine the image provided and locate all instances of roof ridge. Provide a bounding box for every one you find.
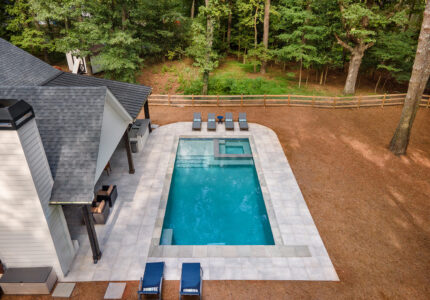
[39,71,65,86]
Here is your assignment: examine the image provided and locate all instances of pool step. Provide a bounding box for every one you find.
[175,155,254,168]
[175,156,211,168]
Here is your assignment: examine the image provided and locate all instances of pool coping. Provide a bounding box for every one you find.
[149,135,311,258]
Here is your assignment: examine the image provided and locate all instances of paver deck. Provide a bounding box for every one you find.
[62,122,338,281]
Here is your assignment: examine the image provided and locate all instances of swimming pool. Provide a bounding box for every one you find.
[160,138,275,245]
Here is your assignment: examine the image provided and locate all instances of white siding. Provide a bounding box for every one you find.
[0,119,75,278]
[94,93,131,181]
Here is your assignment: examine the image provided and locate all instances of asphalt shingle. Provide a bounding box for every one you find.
[0,39,61,86]
[0,86,108,204]
[44,72,151,119]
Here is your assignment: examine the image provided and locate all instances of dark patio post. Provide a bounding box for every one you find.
[81,205,102,263]
[123,129,135,174]
[143,101,152,133]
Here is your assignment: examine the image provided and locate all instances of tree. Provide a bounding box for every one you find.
[187,0,228,94]
[236,0,264,71]
[389,1,430,155]
[6,0,56,61]
[335,1,380,94]
[260,0,270,74]
[274,0,326,87]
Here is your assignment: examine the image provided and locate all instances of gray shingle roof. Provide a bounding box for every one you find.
[0,86,108,204]
[44,71,151,119]
[0,39,61,86]
[0,38,151,119]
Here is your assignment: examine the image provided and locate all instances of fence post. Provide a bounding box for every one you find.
[288,95,291,107]
[217,94,220,107]
[358,96,361,109]
[192,94,194,106]
[312,96,315,108]
[168,94,171,106]
[382,93,386,108]
[427,95,429,108]
[264,94,266,107]
[241,94,243,107]
[333,97,336,108]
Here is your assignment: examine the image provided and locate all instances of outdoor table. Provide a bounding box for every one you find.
[217,115,224,124]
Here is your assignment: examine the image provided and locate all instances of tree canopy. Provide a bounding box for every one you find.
[0,0,425,90]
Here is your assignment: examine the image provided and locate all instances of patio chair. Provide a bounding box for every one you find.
[179,263,203,300]
[225,112,234,130]
[207,113,216,131]
[239,112,248,131]
[138,262,165,300]
[192,113,202,131]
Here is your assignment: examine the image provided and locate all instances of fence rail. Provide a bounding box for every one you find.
[149,93,430,109]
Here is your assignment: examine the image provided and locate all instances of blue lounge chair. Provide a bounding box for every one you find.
[138,262,164,300]
[179,263,203,300]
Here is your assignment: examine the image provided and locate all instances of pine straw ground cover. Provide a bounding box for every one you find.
[3,106,429,300]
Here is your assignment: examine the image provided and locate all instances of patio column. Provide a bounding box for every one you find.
[123,129,135,174]
[81,205,102,263]
[143,101,152,133]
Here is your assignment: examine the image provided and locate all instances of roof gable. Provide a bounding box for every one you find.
[0,86,108,204]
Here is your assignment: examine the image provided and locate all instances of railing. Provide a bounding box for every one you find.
[149,93,430,109]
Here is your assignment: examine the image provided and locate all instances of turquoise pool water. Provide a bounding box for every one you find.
[160,138,274,245]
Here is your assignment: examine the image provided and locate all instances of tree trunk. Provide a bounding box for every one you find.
[86,57,93,75]
[324,66,328,85]
[389,2,430,155]
[319,69,324,85]
[202,70,209,95]
[260,0,270,74]
[305,70,309,86]
[254,7,259,50]
[121,6,127,30]
[202,0,214,95]
[343,49,364,94]
[226,0,232,49]
[191,0,195,19]
[374,74,381,93]
[65,16,69,33]
[298,59,302,88]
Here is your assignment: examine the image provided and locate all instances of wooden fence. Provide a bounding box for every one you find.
[149,93,430,109]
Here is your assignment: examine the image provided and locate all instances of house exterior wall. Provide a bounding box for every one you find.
[94,92,132,182]
[0,119,75,277]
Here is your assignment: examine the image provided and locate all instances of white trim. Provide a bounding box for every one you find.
[105,89,133,123]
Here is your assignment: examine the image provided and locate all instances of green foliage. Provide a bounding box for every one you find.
[179,72,327,95]
[1,0,426,90]
[273,0,334,72]
[186,17,219,73]
[92,30,142,82]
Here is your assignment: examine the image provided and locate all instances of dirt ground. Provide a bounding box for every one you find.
[2,106,429,300]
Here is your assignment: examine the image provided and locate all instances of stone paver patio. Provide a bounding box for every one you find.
[62,122,338,281]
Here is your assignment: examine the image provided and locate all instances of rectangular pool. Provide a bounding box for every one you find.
[160,138,274,245]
